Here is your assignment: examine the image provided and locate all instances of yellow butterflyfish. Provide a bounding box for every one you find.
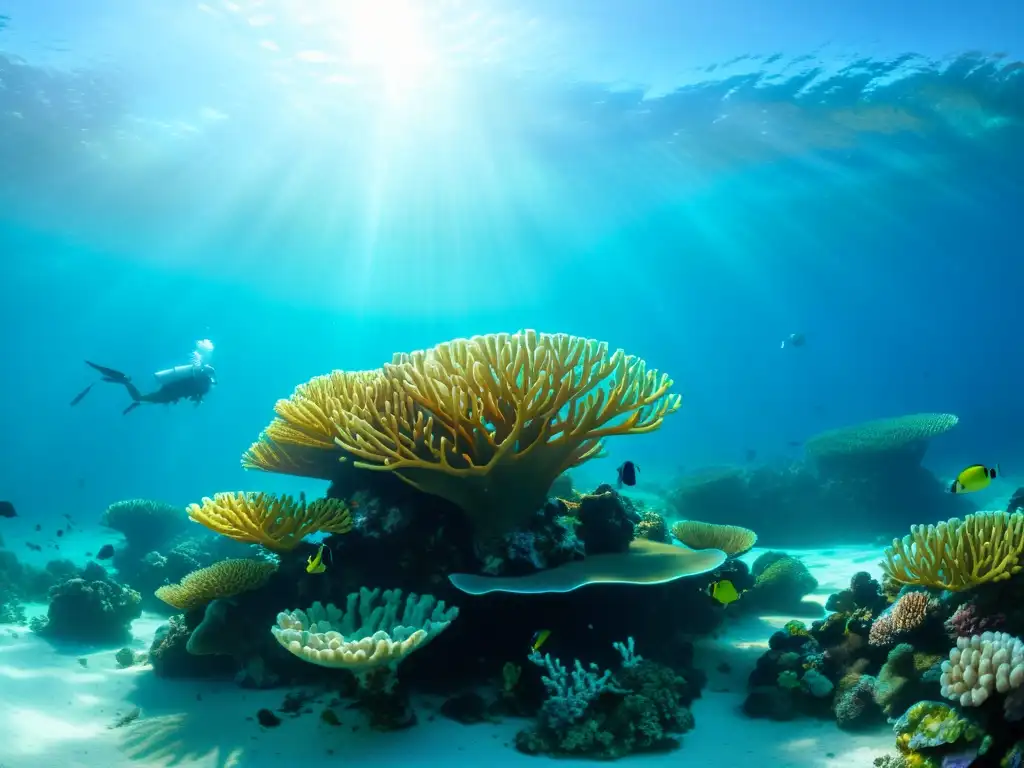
[530,629,552,652]
[306,543,329,574]
[707,579,740,606]
[950,464,999,494]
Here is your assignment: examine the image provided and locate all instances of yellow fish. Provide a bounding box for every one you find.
[707,579,740,606]
[530,629,551,652]
[951,464,999,494]
[306,544,329,574]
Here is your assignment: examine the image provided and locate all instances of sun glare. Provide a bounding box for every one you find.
[341,1,438,100]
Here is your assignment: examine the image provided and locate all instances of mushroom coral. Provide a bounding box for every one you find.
[243,331,681,539]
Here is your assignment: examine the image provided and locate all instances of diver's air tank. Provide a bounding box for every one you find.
[154,364,198,385]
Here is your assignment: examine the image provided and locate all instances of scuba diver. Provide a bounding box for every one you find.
[71,339,217,415]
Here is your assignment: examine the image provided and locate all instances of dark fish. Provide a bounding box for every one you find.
[744,448,757,462]
[57,529,64,538]
[26,542,41,551]
[0,501,16,518]
[616,461,638,488]
[320,709,341,726]
[96,544,115,560]
[70,383,94,406]
[34,524,41,532]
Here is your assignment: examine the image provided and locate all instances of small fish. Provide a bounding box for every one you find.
[34,523,41,532]
[744,448,757,462]
[530,629,551,652]
[57,529,64,538]
[951,464,1000,495]
[306,543,331,574]
[0,501,16,519]
[70,383,94,406]
[707,579,741,606]
[617,461,639,488]
[26,542,41,552]
[96,544,115,560]
[780,332,806,350]
[320,708,341,726]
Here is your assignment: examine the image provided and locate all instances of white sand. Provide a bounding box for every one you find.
[0,545,896,768]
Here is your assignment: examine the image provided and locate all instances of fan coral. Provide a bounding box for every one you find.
[244,331,681,539]
[940,631,1024,707]
[869,591,934,647]
[670,520,757,556]
[154,558,278,611]
[881,511,1024,590]
[271,588,458,678]
[805,413,959,470]
[101,499,190,550]
[186,492,352,551]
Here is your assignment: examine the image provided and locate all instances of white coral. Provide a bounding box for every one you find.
[940,631,1024,707]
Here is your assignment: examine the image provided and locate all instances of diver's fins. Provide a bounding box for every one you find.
[85,361,131,383]
[122,401,141,416]
[70,383,93,406]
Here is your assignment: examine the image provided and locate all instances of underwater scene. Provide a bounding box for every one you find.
[2,0,1024,766]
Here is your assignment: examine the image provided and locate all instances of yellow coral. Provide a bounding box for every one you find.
[155,558,278,611]
[245,330,681,538]
[187,492,352,552]
[670,520,757,556]
[881,511,1024,591]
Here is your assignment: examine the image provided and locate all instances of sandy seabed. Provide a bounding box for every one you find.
[0,544,896,768]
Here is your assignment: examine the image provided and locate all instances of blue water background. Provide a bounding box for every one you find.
[1,0,1023,535]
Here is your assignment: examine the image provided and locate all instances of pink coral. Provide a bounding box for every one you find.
[868,591,933,647]
[945,601,1006,640]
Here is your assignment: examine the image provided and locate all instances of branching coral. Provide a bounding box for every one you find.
[881,511,1024,591]
[154,558,278,611]
[868,591,934,647]
[670,520,757,556]
[243,331,681,538]
[270,588,458,679]
[186,492,352,552]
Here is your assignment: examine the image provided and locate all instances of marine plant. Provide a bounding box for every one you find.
[243,330,681,539]
[881,511,1024,591]
[154,558,278,611]
[186,492,352,552]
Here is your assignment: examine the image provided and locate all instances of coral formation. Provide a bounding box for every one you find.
[187,492,352,551]
[101,498,190,551]
[515,637,698,759]
[939,631,1024,707]
[891,700,982,766]
[670,520,757,556]
[739,552,819,614]
[154,558,278,611]
[34,577,142,643]
[804,413,959,473]
[869,591,936,647]
[882,511,1024,590]
[633,510,669,542]
[243,330,681,539]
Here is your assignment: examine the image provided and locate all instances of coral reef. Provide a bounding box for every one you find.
[33,576,142,644]
[242,330,682,540]
[101,498,190,552]
[515,637,698,759]
[738,552,820,615]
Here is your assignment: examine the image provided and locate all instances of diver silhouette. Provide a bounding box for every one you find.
[71,344,218,415]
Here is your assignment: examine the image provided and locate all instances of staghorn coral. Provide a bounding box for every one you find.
[101,499,190,551]
[869,591,935,647]
[271,588,458,678]
[154,558,278,611]
[939,631,1024,707]
[186,492,352,552]
[670,520,757,556]
[881,511,1024,591]
[805,413,959,471]
[244,331,681,539]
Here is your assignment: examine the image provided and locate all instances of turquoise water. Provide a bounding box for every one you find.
[1,4,1023,764]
